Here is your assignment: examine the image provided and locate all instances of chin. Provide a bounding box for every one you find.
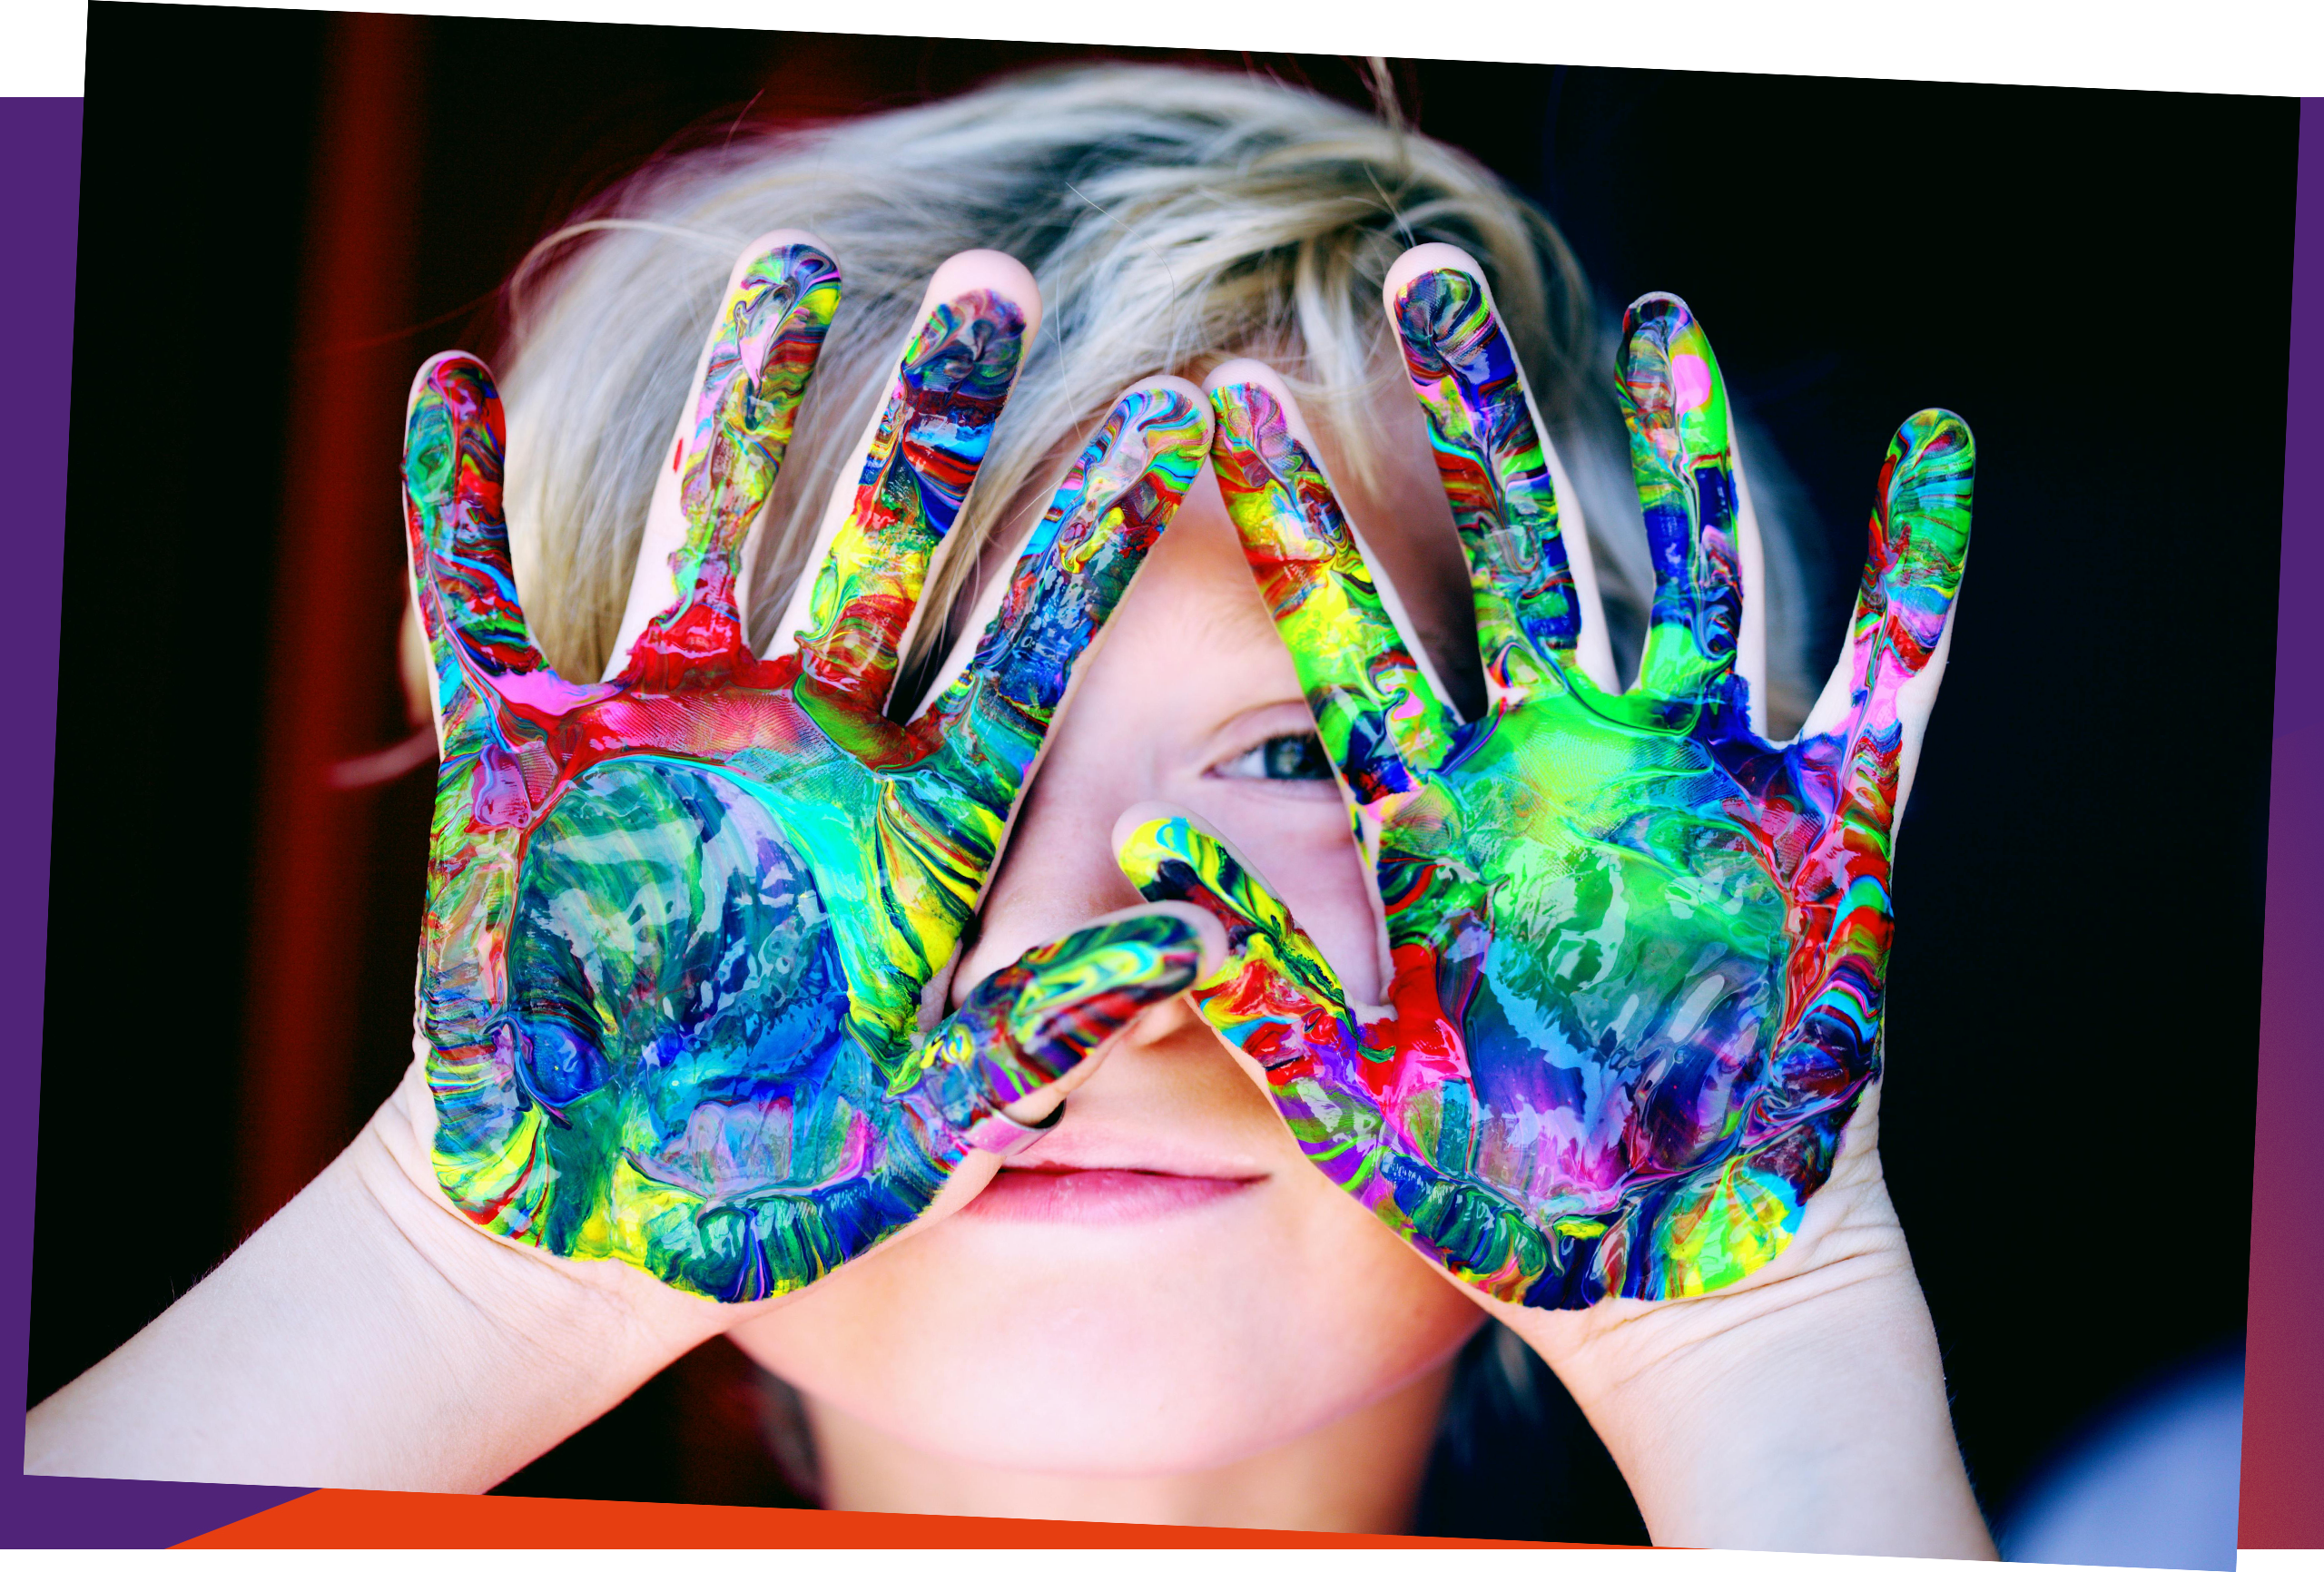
[727,1168,1485,1477]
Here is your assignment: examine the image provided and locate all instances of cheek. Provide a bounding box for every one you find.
[726,1162,1484,1476]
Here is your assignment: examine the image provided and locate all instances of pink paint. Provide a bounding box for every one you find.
[1672,351,1714,412]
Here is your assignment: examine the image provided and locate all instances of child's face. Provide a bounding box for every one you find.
[725,447,1488,1477]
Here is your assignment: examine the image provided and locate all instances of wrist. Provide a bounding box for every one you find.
[26,1067,722,1491]
[290,1113,711,1488]
[1498,1095,1994,1557]
[367,1052,737,1384]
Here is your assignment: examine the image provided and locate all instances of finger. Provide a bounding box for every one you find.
[1800,410,1975,830]
[1384,243,1618,696]
[928,904,1223,1147]
[403,352,540,745]
[1755,419,1969,1162]
[905,376,1208,791]
[1619,292,1747,706]
[777,251,1039,713]
[610,232,842,684]
[1111,805,1356,1086]
[1887,591,1960,832]
[1848,410,1975,828]
[1205,362,1458,795]
[1759,411,1973,1095]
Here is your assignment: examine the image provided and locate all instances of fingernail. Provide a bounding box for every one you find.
[902,289,1026,399]
[1620,294,1718,412]
[1208,378,1288,451]
[1087,383,1206,525]
[885,290,1028,543]
[1392,266,1491,368]
[1114,815,1192,891]
[726,242,841,393]
[1884,409,1975,583]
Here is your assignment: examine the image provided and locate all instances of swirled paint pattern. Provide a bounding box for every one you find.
[799,290,1025,706]
[1393,267,1576,692]
[408,241,1213,1301]
[1133,287,1972,1309]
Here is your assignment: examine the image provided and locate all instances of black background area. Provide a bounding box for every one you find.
[43,4,2290,1534]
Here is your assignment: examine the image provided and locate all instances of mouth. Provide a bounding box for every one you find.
[960,1163,1265,1225]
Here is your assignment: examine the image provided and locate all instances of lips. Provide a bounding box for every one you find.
[961,1163,1263,1225]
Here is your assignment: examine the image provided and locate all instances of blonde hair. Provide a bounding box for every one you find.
[497,63,1813,723]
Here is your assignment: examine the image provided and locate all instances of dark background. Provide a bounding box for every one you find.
[40,0,2292,1538]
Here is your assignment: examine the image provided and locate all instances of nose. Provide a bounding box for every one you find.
[949,746,1152,1006]
[941,463,1233,1006]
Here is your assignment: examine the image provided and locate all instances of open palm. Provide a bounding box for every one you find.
[1122,257,1971,1311]
[407,238,1211,1302]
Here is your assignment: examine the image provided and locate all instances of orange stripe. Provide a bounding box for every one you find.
[178,1489,1622,1548]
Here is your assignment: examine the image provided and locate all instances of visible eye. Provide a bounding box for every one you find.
[1212,732,1334,782]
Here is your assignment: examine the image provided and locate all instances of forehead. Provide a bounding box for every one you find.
[1115,467,1301,654]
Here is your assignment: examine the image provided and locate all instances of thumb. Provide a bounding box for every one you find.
[1111,804,1354,1081]
[931,905,1219,1130]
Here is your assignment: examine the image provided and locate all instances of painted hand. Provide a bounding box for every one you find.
[1118,251,1972,1311]
[404,236,1214,1302]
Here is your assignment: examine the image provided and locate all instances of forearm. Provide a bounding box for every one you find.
[25,1089,706,1490]
[1510,1137,1994,1556]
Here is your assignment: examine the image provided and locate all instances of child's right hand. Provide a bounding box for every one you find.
[400,233,1218,1305]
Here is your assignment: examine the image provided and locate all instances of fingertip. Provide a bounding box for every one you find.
[1203,361,1333,459]
[1884,408,1976,560]
[923,248,1042,339]
[1383,247,1512,390]
[1620,290,1696,339]
[1139,899,1233,984]
[1618,292,1691,385]
[1110,800,1194,868]
[402,355,501,511]
[1898,408,1976,467]
[1114,372,1213,451]
[1620,293,1721,390]
[1201,356,1287,400]
[730,226,836,280]
[1384,241,1489,311]
[407,350,492,412]
[1112,803,1253,904]
[1108,803,1277,908]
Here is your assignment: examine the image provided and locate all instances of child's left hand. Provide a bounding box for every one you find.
[1118,246,1973,1312]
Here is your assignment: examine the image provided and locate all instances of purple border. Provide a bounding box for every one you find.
[0,84,2316,1551]
[0,96,308,1547]
[2240,97,2323,1551]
